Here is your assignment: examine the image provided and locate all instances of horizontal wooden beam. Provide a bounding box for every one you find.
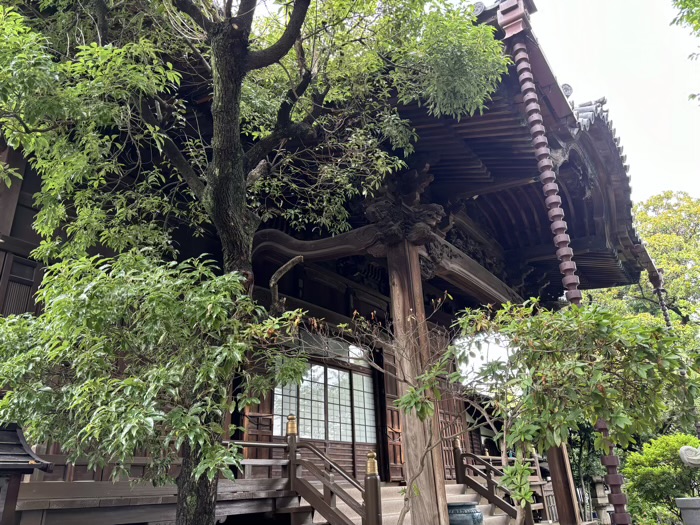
[253,226,520,304]
[421,234,522,305]
[253,225,384,261]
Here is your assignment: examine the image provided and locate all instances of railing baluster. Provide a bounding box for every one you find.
[324,463,337,508]
[486,469,495,497]
[363,452,382,525]
[286,415,298,492]
[453,438,466,485]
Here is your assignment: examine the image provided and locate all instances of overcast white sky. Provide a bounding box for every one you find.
[529,0,700,203]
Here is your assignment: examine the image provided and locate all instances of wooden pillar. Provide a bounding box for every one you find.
[386,240,449,525]
[0,473,21,525]
[547,444,581,525]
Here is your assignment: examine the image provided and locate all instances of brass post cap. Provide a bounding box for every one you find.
[366,452,378,476]
[286,414,298,436]
[453,437,462,449]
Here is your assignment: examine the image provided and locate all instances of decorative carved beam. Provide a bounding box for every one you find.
[252,225,385,261]
[253,227,520,305]
[420,234,522,305]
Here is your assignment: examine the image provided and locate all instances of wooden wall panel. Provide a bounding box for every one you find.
[381,349,404,482]
[0,253,41,316]
[469,427,483,456]
[438,391,465,481]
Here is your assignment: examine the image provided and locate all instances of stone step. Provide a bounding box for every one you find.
[314,510,511,525]
[307,481,475,501]
[310,489,503,525]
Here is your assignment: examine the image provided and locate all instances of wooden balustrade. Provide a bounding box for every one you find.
[20,416,382,525]
[285,415,383,525]
[453,438,545,525]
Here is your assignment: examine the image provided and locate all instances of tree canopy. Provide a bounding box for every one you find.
[588,192,699,351]
[623,433,700,524]
[454,301,699,506]
[0,0,510,521]
[0,0,508,265]
[0,252,304,483]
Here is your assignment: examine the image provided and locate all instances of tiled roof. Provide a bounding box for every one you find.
[573,97,628,171]
[0,425,52,473]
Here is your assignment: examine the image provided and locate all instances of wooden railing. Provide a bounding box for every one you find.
[452,439,536,525]
[232,415,382,525]
[21,417,381,525]
[285,415,382,525]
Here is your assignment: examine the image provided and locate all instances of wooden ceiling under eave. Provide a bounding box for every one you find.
[400,66,645,300]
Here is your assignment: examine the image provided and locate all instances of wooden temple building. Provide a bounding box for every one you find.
[0,1,658,524]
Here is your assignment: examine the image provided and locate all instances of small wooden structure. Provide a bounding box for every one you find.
[0,425,52,525]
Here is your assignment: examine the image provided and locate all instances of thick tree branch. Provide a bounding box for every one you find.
[247,0,311,71]
[246,159,270,188]
[244,76,328,172]
[172,0,212,32]
[277,70,312,129]
[138,98,206,200]
[236,0,257,31]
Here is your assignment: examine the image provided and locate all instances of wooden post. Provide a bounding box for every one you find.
[287,415,299,492]
[386,240,449,525]
[524,504,535,525]
[324,463,336,508]
[0,473,21,525]
[363,452,382,525]
[453,438,466,485]
[547,445,581,525]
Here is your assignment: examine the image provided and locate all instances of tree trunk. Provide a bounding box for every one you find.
[207,22,259,278]
[172,22,252,525]
[176,442,219,525]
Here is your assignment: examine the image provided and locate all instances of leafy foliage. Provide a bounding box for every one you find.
[0,0,509,257]
[623,434,700,521]
[0,0,509,520]
[674,0,700,36]
[0,251,305,483]
[588,191,700,435]
[673,0,700,99]
[452,301,699,506]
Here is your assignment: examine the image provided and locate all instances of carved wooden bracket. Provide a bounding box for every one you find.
[419,233,522,305]
[365,163,445,246]
[253,224,384,261]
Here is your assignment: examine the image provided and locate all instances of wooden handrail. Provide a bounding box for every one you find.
[477,455,536,464]
[296,441,365,494]
[453,440,534,525]
[464,452,508,477]
[227,440,288,449]
[285,415,382,525]
[297,459,365,516]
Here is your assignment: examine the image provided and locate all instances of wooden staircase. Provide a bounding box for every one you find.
[309,482,512,525]
[452,440,555,525]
